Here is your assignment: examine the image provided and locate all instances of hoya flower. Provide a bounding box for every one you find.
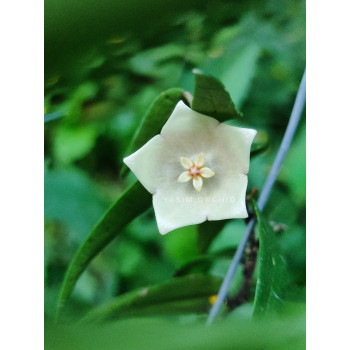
[124,101,257,235]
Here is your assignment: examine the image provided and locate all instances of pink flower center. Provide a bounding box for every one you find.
[188,165,202,178]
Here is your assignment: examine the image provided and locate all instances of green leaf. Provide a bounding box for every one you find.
[57,181,152,316]
[174,248,236,277]
[81,275,222,322]
[196,220,229,254]
[280,125,306,204]
[44,168,108,239]
[53,124,98,164]
[129,44,185,78]
[250,140,269,158]
[121,87,185,176]
[191,71,242,122]
[163,225,198,266]
[218,43,261,109]
[46,310,305,350]
[252,200,286,318]
[203,33,261,108]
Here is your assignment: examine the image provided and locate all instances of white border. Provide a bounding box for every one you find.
[1,0,43,349]
[307,1,350,349]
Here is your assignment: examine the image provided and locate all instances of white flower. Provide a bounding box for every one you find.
[124,101,257,235]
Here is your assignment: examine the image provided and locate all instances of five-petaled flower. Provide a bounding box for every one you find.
[124,101,257,235]
[177,152,215,192]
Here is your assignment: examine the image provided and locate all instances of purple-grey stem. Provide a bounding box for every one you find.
[207,69,306,325]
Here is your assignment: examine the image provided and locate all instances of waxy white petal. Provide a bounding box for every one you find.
[161,101,218,143]
[206,173,249,220]
[153,172,248,234]
[123,135,165,194]
[217,123,257,175]
[192,177,203,191]
[200,167,215,178]
[177,171,192,183]
[153,190,207,234]
[194,152,205,167]
[180,157,192,169]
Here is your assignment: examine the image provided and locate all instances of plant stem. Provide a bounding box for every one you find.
[207,69,306,325]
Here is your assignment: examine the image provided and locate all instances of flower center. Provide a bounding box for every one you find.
[177,152,215,191]
[189,165,202,178]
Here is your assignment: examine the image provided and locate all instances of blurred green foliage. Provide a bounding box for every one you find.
[45,0,305,348]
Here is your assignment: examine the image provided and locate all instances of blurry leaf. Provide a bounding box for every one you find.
[127,209,158,242]
[129,44,185,78]
[163,225,198,266]
[219,43,261,108]
[280,125,306,204]
[155,62,185,86]
[174,256,214,277]
[57,181,152,316]
[46,310,305,350]
[209,260,243,297]
[208,220,246,253]
[53,124,98,164]
[67,82,99,123]
[252,200,286,318]
[174,248,235,277]
[44,168,108,237]
[116,240,145,277]
[225,302,254,322]
[121,88,184,176]
[81,275,222,322]
[196,220,228,254]
[115,238,172,290]
[44,111,64,123]
[202,40,261,108]
[191,71,242,121]
[250,140,269,158]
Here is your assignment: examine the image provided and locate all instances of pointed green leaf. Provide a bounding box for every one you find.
[252,200,286,318]
[121,88,185,176]
[81,274,222,322]
[191,71,242,122]
[57,181,152,316]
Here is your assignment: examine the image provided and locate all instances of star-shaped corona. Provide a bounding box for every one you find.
[177,153,215,191]
[124,101,257,235]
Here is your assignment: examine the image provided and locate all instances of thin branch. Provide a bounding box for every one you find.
[207,69,306,325]
[226,233,259,310]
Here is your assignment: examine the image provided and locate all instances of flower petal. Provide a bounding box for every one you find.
[194,152,205,167]
[200,167,215,178]
[217,123,257,174]
[177,171,192,183]
[192,177,203,191]
[180,157,192,169]
[123,135,165,194]
[152,191,207,234]
[206,173,249,220]
[161,101,218,141]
